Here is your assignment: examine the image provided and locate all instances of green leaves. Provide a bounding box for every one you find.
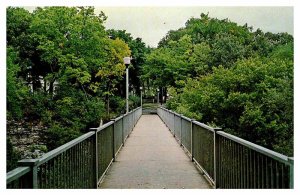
[169,57,293,155]
[7,47,29,119]
[7,6,146,154]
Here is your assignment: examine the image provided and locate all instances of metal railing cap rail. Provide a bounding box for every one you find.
[124,110,133,116]
[217,131,291,164]
[7,166,31,184]
[168,110,175,114]
[37,131,95,166]
[113,115,124,122]
[133,107,141,112]
[181,115,192,122]
[91,121,114,133]
[173,112,181,117]
[123,106,141,117]
[158,107,168,111]
[192,120,215,132]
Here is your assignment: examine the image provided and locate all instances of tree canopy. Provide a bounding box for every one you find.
[7,9,293,171]
[142,13,293,156]
[6,6,148,168]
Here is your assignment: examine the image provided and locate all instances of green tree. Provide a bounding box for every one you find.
[6,6,139,153]
[107,29,150,95]
[7,47,29,119]
[167,57,293,155]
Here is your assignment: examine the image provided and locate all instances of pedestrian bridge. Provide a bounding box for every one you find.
[7,107,294,189]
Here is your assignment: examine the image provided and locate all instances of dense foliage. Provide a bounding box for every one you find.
[143,13,293,156]
[7,6,148,170]
[7,8,294,172]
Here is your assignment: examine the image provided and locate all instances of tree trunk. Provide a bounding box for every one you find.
[43,77,47,92]
[49,80,54,95]
[106,95,109,117]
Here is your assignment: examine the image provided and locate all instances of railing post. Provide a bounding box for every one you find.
[111,119,116,162]
[180,114,183,146]
[213,127,222,189]
[18,159,39,189]
[90,128,98,188]
[288,157,294,189]
[191,119,195,162]
[173,113,176,137]
[122,114,126,145]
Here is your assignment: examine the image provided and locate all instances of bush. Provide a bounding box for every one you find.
[129,95,141,109]
[6,138,20,171]
[109,96,126,115]
[45,123,82,150]
[170,57,293,156]
[7,47,29,120]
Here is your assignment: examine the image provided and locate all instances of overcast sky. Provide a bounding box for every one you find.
[94,7,293,47]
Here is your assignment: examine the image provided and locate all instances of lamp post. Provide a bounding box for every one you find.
[124,57,131,113]
[140,86,143,107]
[157,88,159,104]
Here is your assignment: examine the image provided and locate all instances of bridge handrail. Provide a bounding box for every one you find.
[37,131,95,166]
[7,107,142,189]
[157,106,294,189]
[6,167,31,184]
[91,121,114,133]
[192,121,215,132]
[216,131,290,165]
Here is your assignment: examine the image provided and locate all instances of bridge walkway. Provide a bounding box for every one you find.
[100,115,211,189]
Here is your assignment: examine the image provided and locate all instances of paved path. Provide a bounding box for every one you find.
[100,115,211,189]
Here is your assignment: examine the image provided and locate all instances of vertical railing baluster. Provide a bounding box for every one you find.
[236,143,239,188]
[44,162,47,188]
[77,143,80,188]
[54,156,58,188]
[255,152,257,188]
[180,114,183,146]
[226,139,230,188]
[79,142,83,188]
[280,164,284,188]
[275,161,279,189]
[122,116,124,146]
[231,140,234,188]
[62,152,66,188]
[257,154,260,189]
[270,159,274,188]
[191,119,194,162]
[234,143,237,188]
[288,157,294,189]
[241,147,244,188]
[238,145,242,189]
[266,157,269,188]
[73,146,76,188]
[245,148,249,188]
[60,153,63,188]
[173,113,176,137]
[112,119,116,161]
[69,148,73,188]
[224,138,228,188]
[82,140,88,188]
[261,156,264,188]
[90,129,98,188]
[214,128,221,188]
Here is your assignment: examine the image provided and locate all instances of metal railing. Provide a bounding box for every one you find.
[7,107,142,189]
[157,107,294,189]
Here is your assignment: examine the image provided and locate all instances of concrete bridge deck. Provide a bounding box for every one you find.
[100,115,211,189]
